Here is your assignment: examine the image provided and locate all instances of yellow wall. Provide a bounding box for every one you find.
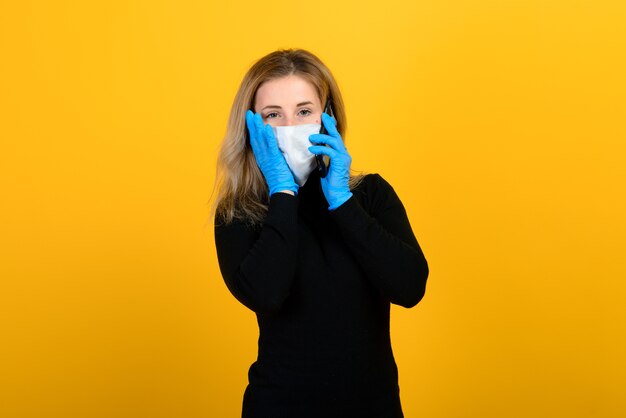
[1,1,624,417]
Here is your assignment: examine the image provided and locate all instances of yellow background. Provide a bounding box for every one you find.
[1,0,624,417]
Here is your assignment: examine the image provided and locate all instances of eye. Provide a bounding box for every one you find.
[265,112,279,119]
[298,109,312,117]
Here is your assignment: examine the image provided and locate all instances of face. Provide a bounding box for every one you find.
[253,75,322,127]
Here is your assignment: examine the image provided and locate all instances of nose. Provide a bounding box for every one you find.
[281,116,295,126]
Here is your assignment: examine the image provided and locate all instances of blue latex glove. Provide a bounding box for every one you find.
[246,110,298,196]
[308,112,353,210]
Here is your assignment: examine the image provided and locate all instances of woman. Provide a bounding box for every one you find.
[213,48,429,417]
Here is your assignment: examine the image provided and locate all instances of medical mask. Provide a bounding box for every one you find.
[272,123,321,187]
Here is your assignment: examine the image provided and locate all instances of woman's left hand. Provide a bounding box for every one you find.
[308,113,353,210]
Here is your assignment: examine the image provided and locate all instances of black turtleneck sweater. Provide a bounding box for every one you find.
[214,172,429,418]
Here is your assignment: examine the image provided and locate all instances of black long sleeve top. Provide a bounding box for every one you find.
[214,171,429,418]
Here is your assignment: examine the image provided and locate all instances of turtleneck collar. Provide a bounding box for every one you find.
[297,169,328,215]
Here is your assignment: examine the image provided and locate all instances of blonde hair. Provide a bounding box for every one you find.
[213,48,362,225]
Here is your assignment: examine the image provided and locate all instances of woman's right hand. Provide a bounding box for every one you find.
[246,110,298,196]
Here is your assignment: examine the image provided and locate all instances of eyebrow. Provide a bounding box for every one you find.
[261,101,314,111]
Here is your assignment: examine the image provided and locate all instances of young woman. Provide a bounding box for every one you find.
[213,48,429,417]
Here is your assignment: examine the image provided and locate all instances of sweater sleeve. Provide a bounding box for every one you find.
[329,174,429,308]
[214,193,299,314]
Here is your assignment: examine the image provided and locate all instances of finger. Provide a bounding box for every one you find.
[248,113,269,158]
[247,124,263,154]
[263,123,282,154]
[309,133,348,154]
[245,110,257,139]
[254,113,271,146]
[308,145,339,161]
[253,112,265,134]
[249,133,263,158]
[322,112,337,126]
[263,123,277,143]
[321,113,340,140]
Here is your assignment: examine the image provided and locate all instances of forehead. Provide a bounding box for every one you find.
[255,75,319,106]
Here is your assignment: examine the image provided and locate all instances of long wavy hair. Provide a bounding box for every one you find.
[213,49,362,225]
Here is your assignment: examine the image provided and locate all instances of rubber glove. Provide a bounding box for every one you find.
[246,110,298,196]
[308,112,353,210]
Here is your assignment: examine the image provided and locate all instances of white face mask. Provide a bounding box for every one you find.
[272,123,321,187]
